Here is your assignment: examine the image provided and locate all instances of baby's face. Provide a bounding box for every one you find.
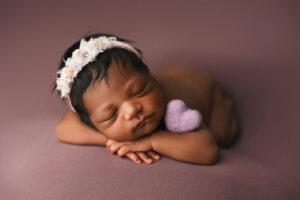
[82,60,166,142]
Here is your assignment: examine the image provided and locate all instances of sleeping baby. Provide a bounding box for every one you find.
[52,33,239,165]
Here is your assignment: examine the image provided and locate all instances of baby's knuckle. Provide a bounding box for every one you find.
[118,148,126,157]
[110,147,116,153]
[107,139,113,146]
[121,145,129,151]
[110,145,116,152]
[117,150,123,157]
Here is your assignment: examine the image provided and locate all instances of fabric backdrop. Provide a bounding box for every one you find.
[1,0,299,199]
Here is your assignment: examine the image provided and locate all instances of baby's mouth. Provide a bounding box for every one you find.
[135,113,155,130]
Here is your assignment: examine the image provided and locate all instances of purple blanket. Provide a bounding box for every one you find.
[1,0,299,199]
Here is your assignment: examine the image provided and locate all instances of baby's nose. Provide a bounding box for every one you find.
[123,101,142,120]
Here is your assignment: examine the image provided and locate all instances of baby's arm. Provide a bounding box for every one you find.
[151,127,219,164]
[55,111,108,146]
[55,111,160,164]
[113,126,219,165]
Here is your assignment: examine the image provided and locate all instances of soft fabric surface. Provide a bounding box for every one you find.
[1,0,299,199]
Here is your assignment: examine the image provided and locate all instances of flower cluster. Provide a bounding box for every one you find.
[55,36,140,99]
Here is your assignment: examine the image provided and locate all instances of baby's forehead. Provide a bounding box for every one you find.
[85,60,147,100]
[104,59,149,84]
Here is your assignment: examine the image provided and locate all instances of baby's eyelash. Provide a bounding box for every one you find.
[106,110,118,121]
[135,82,147,97]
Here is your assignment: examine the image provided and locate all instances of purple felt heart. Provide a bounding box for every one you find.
[164,99,202,133]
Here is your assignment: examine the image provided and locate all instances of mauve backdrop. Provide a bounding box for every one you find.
[0,0,299,199]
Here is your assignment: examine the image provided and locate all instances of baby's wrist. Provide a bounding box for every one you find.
[149,130,162,151]
[149,134,153,150]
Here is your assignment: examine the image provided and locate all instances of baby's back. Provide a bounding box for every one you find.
[153,65,217,125]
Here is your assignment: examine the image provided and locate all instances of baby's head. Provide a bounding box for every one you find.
[53,33,166,141]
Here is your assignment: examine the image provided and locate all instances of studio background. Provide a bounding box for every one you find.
[1,0,299,199]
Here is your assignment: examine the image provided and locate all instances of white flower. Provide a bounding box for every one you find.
[91,38,103,49]
[79,39,96,61]
[72,64,83,74]
[65,57,79,67]
[56,78,64,90]
[56,77,70,98]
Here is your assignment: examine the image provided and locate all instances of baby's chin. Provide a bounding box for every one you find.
[133,120,160,140]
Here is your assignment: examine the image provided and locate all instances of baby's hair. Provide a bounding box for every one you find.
[51,33,150,131]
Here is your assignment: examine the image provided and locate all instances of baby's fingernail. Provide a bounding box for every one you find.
[137,160,141,163]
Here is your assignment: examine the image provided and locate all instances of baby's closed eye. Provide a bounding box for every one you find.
[106,111,117,121]
[104,109,119,122]
[133,81,148,97]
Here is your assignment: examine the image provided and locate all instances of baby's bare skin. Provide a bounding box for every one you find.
[153,65,238,148]
[153,65,216,125]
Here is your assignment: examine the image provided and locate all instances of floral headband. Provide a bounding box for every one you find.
[55,36,141,111]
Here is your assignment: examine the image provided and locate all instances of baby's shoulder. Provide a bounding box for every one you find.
[152,65,215,89]
[152,65,216,102]
[152,65,213,80]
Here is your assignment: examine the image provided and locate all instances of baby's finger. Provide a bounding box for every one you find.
[117,145,131,157]
[106,139,114,147]
[109,143,124,154]
[146,151,160,160]
[125,152,141,164]
[137,152,153,164]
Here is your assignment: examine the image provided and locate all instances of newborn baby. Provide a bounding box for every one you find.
[54,33,239,165]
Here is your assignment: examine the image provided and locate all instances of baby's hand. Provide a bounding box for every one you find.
[106,138,160,164]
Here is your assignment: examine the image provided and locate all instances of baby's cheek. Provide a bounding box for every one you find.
[106,122,134,142]
[151,90,166,116]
